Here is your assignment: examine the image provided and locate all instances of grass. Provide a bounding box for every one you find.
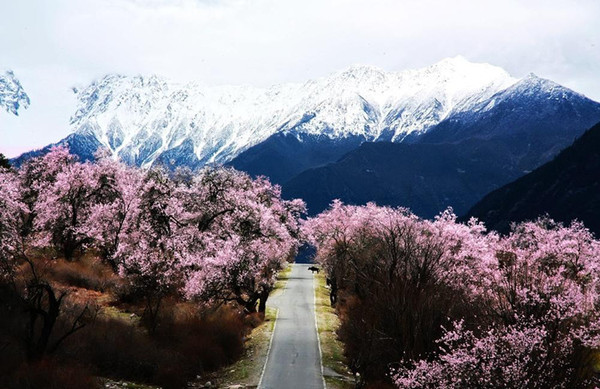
[99,379,160,389]
[271,262,293,297]
[100,305,140,324]
[314,272,354,389]
[10,253,265,388]
[99,264,293,388]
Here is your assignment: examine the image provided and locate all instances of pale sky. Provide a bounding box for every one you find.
[1,0,599,157]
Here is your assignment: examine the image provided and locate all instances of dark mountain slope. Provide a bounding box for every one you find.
[419,75,600,169]
[281,79,600,217]
[465,121,600,235]
[282,139,525,217]
[282,76,600,217]
[227,133,365,184]
[10,131,102,168]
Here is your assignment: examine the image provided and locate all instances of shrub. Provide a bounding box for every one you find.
[47,256,119,292]
[7,359,95,389]
[56,304,247,388]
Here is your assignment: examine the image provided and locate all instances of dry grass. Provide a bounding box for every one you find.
[314,272,354,389]
[5,254,297,388]
[45,254,121,293]
[4,253,254,389]
[271,262,293,297]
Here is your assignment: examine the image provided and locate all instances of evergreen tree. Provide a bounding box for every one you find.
[0,153,10,169]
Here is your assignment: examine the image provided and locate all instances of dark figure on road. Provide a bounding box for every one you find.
[308,266,320,274]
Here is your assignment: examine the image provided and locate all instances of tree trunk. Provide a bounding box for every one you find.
[330,277,338,306]
[244,296,259,313]
[258,289,270,313]
[26,284,62,361]
[64,242,76,261]
[143,294,163,333]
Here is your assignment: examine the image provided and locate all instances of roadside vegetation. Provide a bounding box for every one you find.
[6,145,599,389]
[305,201,600,388]
[314,271,354,389]
[0,149,304,388]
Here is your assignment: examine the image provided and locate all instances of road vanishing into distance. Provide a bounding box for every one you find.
[259,263,325,389]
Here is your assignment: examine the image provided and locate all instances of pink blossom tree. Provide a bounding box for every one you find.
[0,168,24,283]
[304,202,493,383]
[305,201,600,388]
[113,166,305,326]
[34,160,103,261]
[4,147,305,355]
[83,155,144,269]
[0,153,90,361]
[114,167,185,330]
[17,146,76,237]
[390,218,600,388]
[176,168,305,313]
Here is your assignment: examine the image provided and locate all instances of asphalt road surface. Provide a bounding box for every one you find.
[259,263,325,389]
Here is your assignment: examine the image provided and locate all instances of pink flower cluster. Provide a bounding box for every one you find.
[0,147,305,312]
[304,201,600,388]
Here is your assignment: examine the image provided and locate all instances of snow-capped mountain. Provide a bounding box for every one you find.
[67,56,518,167]
[421,73,599,143]
[279,71,600,216]
[0,70,30,116]
[13,57,600,217]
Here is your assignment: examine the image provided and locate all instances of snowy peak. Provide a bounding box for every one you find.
[330,64,387,84]
[469,73,595,118]
[411,57,515,111]
[66,57,571,167]
[0,70,30,116]
[71,74,171,121]
[504,73,583,100]
[417,69,600,147]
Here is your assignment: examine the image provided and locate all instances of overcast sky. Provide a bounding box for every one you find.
[1,0,599,157]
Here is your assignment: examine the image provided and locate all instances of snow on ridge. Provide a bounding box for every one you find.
[0,70,30,116]
[70,57,520,166]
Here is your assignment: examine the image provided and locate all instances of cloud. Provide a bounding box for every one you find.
[1,0,599,156]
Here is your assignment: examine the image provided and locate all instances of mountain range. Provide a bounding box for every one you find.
[0,70,30,116]
[11,57,600,218]
[281,73,600,216]
[17,56,515,165]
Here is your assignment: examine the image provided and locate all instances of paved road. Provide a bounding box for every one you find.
[259,264,325,389]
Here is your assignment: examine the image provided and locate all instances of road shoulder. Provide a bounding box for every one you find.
[313,272,354,389]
